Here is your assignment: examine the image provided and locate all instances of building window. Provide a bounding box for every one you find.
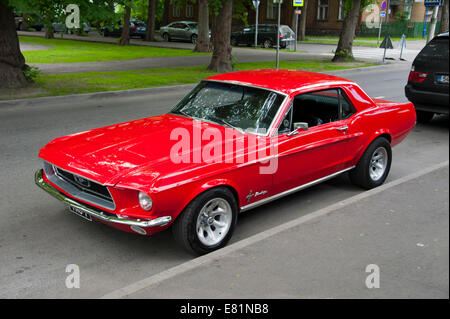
[338,0,345,21]
[267,0,277,20]
[317,0,329,21]
[173,4,181,18]
[186,5,194,18]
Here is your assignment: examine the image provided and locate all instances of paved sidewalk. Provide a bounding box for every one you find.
[105,164,449,299]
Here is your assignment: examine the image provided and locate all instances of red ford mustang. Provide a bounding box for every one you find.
[36,70,416,255]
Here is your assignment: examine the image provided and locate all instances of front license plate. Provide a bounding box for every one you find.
[69,205,92,222]
[437,74,449,84]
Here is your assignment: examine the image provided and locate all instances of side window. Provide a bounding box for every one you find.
[339,89,356,119]
[292,89,340,128]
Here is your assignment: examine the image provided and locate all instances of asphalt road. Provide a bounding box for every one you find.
[0,63,448,298]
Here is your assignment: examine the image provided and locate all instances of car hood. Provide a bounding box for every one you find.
[39,113,247,187]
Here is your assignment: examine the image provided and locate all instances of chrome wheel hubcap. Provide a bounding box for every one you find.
[196,198,232,247]
[369,147,388,181]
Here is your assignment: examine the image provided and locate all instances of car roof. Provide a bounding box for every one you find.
[206,69,355,95]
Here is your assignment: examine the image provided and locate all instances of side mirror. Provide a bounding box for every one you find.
[287,122,308,136]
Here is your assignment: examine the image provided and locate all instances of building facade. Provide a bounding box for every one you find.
[166,0,441,36]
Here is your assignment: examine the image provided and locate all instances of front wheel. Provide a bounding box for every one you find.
[172,187,238,255]
[349,137,392,189]
[262,39,272,49]
[163,33,170,42]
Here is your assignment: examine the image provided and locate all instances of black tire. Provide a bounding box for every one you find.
[17,22,22,31]
[416,110,434,124]
[231,37,237,46]
[191,34,197,45]
[262,39,272,49]
[172,187,238,255]
[349,137,392,190]
[163,33,170,42]
[35,26,42,31]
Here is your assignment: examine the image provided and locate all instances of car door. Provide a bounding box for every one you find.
[272,88,354,194]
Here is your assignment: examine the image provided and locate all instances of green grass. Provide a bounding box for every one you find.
[0,59,376,100]
[19,36,208,63]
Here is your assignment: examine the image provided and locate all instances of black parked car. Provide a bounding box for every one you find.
[405,32,449,123]
[101,19,147,39]
[231,24,295,49]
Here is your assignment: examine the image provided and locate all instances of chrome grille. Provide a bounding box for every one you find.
[43,162,115,210]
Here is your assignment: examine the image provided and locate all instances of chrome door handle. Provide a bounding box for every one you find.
[336,125,348,131]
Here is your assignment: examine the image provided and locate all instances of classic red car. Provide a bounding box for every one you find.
[36,70,416,255]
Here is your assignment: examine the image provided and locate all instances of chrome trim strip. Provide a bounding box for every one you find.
[239,166,355,212]
[35,169,172,228]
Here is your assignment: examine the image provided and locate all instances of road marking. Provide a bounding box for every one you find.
[100,160,449,299]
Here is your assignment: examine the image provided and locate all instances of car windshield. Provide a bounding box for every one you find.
[171,81,285,134]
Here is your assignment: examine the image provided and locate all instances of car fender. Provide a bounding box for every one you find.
[354,128,392,164]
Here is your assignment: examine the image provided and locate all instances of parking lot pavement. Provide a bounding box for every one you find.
[105,163,449,299]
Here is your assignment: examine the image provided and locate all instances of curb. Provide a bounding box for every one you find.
[0,84,197,107]
[100,160,449,299]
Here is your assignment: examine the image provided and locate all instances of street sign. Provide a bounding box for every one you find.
[295,9,302,14]
[293,0,303,6]
[381,0,387,11]
[252,0,260,8]
[380,11,386,17]
[424,0,442,6]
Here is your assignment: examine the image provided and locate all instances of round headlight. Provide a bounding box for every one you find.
[139,191,153,211]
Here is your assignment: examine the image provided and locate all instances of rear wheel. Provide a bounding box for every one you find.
[163,33,170,42]
[172,187,238,255]
[191,34,197,45]
[416,110,434,123]
[349,137,392,189]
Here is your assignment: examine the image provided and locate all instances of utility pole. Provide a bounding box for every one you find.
[276,0,282,69]
[427,5,440,42]
[253,0,260,47]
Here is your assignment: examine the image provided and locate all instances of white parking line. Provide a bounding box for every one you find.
[100,160,449,299]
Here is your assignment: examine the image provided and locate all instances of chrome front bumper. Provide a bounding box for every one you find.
[35,169,172,228]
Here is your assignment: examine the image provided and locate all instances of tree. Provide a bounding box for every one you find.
[298,0,308,41]
[0,0,27,88]
[440,0,449,33]
[207,0,233,72]
[332,0,362,62]
[144,0,156,41]
[120,4,132,45]
[195,0,210,52]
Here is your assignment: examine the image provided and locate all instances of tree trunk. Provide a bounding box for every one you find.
[207,0,233,73]
[162,0,170,26]
[299,0,308,41]
[45,24,54,39]
[145,0,156,41]
[195,0,210,52]
[332,0,361,62]
[439,0,449,33]
[0,2,28,88]
[120,6,131,46]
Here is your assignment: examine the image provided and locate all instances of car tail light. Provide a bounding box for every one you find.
[408,71,428,82]
[279,34,284,39]
[132,26,137,30]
